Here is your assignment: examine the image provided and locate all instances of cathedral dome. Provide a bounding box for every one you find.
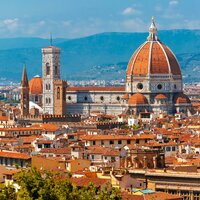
[174,93,190,104]
[155,94,167,100]
[128,93,148,105]
[126,17,181,77]
[29,75,43,95]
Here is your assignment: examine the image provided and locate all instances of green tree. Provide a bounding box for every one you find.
[7,168,122,200]
[0,184,16,200]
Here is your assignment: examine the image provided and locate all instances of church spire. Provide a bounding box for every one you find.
[147,16,159,41]
[21,64,29,87]
[20,64,29,117]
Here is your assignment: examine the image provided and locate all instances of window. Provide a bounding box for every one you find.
[35,95,38,102]
[157,84,162,90]
[109,140,114,145]
[116,96,120,101]
[118,140,122,145]
[55,66,58,75]
[92,141,96,145]
[137,83,143,90]
[100,96,104,101]
[46,84,50,90]
[101,140,104,145]
[46,98,48,104]
[57,87,60,99]
[38,144,42,148]
[68,96,71,100]
[104,156,107,160]
[127,140,131,144]
[166,146,171,151]
[172,146,176,151]
[111,157,115,162]
[136,139,139,144]
[91,155,94,160]
[174,84,177,89]
[84,96,88,101]
[46,63,50,75]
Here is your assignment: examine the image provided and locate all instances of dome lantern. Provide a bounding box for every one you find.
[147,16,159,41]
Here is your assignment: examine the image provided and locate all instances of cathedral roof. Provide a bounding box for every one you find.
[66,86,125,92]
[29,76,43,95]
[126,17,181,77]
[155,94,167,100]
[128,93,148,105]
[174,93,191,104]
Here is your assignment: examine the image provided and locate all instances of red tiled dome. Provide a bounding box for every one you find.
[29,76,43,95]
[128,93,148,105]
[122,93,129,99]
[155,94,167,100]
[174,93,190,104]
[126,19,181,77]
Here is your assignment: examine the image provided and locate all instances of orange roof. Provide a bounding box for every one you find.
[70,177,108,187]
[126,27,181,77]
[144,191,182,200]
[174,93,191,104]
[0,116,8,121]
[40,124,60,132]
[155,94,167,100]
[128,93,148,105]
[122,93,129,99]
[0,151,31,159]
[151,42,169,74]
[29,76,43,95]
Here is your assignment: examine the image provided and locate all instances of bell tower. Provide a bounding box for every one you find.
[42,46,60,114]
[54,80,67,115]
[20,65,29,116]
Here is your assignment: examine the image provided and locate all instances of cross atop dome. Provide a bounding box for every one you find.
[147,16,159,41]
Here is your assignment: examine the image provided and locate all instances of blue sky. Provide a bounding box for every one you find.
[0,0,199,38]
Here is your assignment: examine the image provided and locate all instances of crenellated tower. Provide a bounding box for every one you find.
[20,65,29,116]
[54,80,67,115]
[42,46,60,114]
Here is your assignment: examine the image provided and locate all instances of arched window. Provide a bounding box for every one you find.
[35,95,38,102]
[46,63,50,75]
[55,66,58,75]
[57,87,60,99]
[49,98,51,104]
[48,84,51,90]
[46,84,48,90]
[46,98,48,104]
[68,96,71,100]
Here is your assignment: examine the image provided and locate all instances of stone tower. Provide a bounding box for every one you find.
[20,65,29,116]
[54,80,67,115]
[42,46,60,114]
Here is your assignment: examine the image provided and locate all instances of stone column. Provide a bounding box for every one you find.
[153,156,157,168]
[143,156,147,168]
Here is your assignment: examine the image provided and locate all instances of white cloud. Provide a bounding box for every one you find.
[3,18,19,31]
[169,0,178,6]
[122,7,141,16]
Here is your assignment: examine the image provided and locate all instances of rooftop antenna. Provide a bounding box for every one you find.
[50,32,53,46]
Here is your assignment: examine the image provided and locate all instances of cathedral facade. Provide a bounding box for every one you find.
[27,18,192,117]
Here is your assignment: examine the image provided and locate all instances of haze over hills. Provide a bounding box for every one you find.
[1,29,200,83]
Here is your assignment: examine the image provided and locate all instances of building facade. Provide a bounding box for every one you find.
[24,18,192,117]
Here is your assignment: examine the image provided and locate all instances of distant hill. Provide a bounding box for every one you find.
[1,30,200,82]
